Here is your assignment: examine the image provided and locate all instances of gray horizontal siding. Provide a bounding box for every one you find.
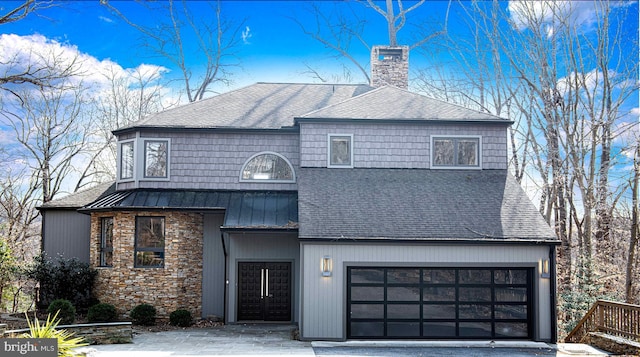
[300,123,508,169]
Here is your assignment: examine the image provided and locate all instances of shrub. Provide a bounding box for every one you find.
[22,311,87,357]
[87,303,117,322]
[169,309,192,327]
[47,299,76,325]
[130,303,156,326]
[27,253,98,309]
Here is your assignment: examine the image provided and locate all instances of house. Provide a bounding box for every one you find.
[39,46,559,342]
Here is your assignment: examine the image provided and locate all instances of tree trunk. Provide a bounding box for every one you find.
[626,143,639,303]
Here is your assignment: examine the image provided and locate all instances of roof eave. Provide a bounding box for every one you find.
[294,117,514,125]
[298,237,560,245]
[113,126,299,136]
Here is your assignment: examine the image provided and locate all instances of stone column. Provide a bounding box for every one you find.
[0,323,6,337]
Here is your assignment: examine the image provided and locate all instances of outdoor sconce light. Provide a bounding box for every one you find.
[321,256,332,277]
[541,259,550,279]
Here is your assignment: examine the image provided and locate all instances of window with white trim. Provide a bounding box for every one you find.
[240,152,295,182]
[117,137,170,182]
[328,134,353,168]
[431,136,480,168]
[119,141,134,180]
[144,140,169,178]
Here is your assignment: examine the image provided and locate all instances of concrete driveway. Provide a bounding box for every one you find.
[80,324,609,357]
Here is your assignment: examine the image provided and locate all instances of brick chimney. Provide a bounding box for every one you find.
[370,45,409,89]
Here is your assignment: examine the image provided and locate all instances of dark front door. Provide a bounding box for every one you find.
[238,262,292,321]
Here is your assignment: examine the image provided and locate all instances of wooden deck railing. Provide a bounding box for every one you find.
[565,300,640,343]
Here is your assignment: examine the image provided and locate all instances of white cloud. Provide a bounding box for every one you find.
[242,26,252,44]
[98,15,114,23]
[0,34,171,100]
[507,1,629,34]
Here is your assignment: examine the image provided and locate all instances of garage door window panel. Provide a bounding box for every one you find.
[351,304,384,319]
[388,322,420,337]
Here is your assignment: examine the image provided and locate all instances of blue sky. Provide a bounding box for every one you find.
[2,1,637,92]
[0,1,456,89]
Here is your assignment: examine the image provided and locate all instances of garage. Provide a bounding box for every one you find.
[347,267,533,339]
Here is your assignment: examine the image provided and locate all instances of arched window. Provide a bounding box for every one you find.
[240,152,295,182]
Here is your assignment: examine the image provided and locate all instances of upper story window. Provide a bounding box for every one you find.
[240,152,295,182]
[144,140,168,178]
[120,141,134,180]
[328,134,353,168]
[135,216,165,268]
[431,136,481,169]
[117,137,170,182]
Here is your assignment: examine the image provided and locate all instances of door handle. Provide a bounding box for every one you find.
[260,268,264,299]
[265,268,269,297]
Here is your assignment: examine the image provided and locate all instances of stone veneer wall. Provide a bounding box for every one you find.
[90,211,204,320]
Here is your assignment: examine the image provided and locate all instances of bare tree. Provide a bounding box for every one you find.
[1,83,90,203]
[0,1,75,98]
[626,142,640,303]
[75,64,173,189]
[101,0,244,102]
[291,0,447,83]
[0,0,52,25]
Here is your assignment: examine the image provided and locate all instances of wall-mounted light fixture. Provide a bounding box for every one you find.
[321,256,332,277]
[541,259,550,278]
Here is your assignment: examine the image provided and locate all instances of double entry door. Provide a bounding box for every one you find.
[237,262,292,321]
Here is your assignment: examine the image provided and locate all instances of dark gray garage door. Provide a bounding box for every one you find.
[347,267,533,339]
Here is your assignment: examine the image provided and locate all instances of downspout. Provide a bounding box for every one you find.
[220,232,228,324]
[550,245,557,343]
[39,209,46,254]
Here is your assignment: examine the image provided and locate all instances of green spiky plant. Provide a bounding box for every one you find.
[22,311,87,357]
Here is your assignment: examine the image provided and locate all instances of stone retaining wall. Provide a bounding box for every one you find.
[3,322,133,345]
[585,332,640,356]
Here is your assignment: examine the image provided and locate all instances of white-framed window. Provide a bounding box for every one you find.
[119,140,135,180]
[430,136,481,169]
[144,139,169,179]
[117,137,171,182]
[328,134,354,168]
[240,152,296,183]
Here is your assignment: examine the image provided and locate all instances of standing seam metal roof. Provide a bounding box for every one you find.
[81,190,298,230]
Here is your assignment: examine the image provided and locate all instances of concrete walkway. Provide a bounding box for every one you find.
[79,324,609,357]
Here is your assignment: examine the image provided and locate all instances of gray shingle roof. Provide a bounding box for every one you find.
[37,181,115,210]
[297,86,508,122]
[115,83,374,132]
[298,168,557,242]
